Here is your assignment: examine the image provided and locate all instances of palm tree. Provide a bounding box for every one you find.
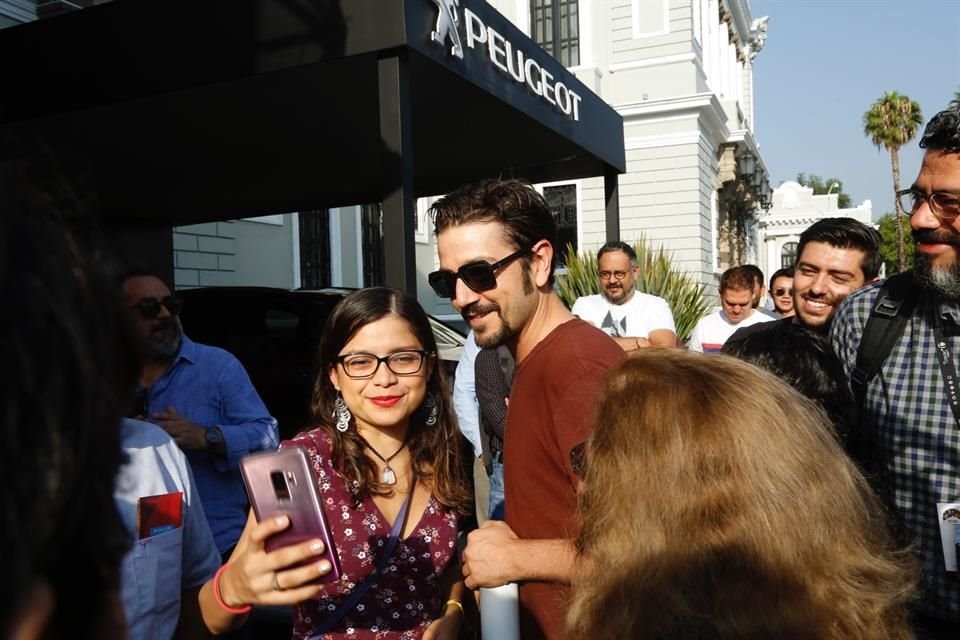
[863,91,923,272]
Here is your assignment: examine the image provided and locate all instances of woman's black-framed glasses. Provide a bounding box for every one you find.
[896,189,960,222]
[428,248,531,300]
[129,295,183,320]
[336,350,432,379]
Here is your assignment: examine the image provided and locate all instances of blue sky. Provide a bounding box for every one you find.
[750,0,960,220]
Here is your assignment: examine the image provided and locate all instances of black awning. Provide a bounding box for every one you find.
[0,0,624,288]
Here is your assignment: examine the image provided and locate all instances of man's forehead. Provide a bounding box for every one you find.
[798,241,865,268]
[437,220,514,261]
[124,275,171,299]
[721,287,753,299]
[598,251,631,266]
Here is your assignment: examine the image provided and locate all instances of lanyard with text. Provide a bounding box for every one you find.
[932,305,960,429]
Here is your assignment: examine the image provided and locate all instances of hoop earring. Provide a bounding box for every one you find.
[333,393,352,433]
[424,392,438,426]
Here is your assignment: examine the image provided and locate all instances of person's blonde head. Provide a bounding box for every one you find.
[568,349,916,640]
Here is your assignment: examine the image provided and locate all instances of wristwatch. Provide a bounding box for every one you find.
[205,427,224,451]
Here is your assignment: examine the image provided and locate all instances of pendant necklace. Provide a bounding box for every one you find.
[360,436,408,485]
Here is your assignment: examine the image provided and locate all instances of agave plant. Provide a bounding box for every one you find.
[556,238,710,343]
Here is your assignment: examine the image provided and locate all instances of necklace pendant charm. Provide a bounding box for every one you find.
[382,466,397,485]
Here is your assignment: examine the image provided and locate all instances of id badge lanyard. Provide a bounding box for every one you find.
[932,304,960,429]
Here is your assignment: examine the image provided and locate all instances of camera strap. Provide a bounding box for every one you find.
[309,492,411,637]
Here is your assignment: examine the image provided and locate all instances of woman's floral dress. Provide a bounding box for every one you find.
[284,430,460,640]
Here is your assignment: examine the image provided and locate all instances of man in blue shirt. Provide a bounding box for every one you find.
[122,272,278,557]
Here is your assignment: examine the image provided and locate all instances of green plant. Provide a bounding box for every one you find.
[556,238,711,343]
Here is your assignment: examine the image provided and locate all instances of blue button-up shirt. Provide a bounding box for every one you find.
[139,335,278,553]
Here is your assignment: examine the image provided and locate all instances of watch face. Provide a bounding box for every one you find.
[206,428,222,444]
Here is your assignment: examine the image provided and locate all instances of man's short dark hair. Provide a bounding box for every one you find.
[741,264,764,287]
[719,265,756,293]
[430,178,558,285]
[597,241,637,264]
[796,218,883,281]
[769,267,793,290]
[117,267,171,290]
[919,104,960,153]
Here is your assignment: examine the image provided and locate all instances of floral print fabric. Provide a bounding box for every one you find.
[286,430,459,640]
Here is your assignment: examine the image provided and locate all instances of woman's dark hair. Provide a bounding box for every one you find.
[722,322,854,441]
[310,287,471,512]
[0,146,139,638]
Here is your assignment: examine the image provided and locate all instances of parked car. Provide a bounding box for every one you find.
[179,287,465,440]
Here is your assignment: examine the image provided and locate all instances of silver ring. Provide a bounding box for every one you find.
[271,572,282,591]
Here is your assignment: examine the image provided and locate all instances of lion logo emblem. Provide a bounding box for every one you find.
[430,0,463,59]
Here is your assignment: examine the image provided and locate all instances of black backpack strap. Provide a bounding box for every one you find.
[850,271,918,404]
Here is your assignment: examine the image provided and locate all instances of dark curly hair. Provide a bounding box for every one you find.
[310,287,472,513]
[919,104,960,153]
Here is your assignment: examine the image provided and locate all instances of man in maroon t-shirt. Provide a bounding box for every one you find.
[429,179,624,640]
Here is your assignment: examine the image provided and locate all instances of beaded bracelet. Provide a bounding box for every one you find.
[213,563,253,615]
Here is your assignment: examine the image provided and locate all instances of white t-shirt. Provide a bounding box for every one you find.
[687,308,775,353]
[571,291,676,339]
[116,419,221,640]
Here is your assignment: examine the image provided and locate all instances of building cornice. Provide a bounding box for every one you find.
[618,93,730,147]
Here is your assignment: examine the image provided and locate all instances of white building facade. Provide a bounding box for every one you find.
[756,180,874,281]
[487,0,772,286]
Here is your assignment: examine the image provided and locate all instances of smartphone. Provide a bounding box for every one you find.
[240,446,342,583]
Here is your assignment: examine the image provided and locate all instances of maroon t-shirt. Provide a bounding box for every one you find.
[504,319,624,640]
[285,430,460,640]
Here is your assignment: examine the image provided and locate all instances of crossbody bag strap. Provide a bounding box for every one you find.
[308,493,411,638]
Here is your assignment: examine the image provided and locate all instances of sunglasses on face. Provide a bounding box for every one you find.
[773,288,794,297]
[428,248,531,300]
[129,295,183,320]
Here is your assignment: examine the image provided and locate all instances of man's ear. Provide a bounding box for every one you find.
[530,240,555,288]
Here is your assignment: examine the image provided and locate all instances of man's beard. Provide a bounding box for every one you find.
[913,229,960,301]
[143,318,183,359]
[464,266,534,349]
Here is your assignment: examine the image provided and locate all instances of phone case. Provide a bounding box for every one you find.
[240,446,342,583]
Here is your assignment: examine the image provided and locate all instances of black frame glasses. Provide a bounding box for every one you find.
[428,248,532,299]
[598,270,630,281]
[336,349,433,379]
[773,287,794,297]
[896,189,960,222]
[129,295,183,319]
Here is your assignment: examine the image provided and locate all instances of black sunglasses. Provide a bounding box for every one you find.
[428,248,531,300]
[129,295,183,320]
[773,287,794,297]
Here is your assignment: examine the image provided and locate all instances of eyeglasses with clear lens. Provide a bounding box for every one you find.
[773,287,794,297]
[428,248,531,299]
[896,189,960,222]
[336,350,431,379]
[598,270,629,281]
[129,295,183,320]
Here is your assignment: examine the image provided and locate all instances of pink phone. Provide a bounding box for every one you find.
[240,446,342,583]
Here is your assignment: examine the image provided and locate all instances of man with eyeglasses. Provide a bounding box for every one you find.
[429,179,624,640]
[570,241,677,350]
[830,105,960,638]
[121,271,278,559]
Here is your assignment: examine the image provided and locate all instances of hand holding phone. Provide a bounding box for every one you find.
[240,446,342,583]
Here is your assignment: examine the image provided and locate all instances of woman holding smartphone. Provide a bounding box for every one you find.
[199,287,473,639]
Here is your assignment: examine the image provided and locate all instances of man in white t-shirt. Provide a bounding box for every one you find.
[571,241,677,351]
[688,265,775,353]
